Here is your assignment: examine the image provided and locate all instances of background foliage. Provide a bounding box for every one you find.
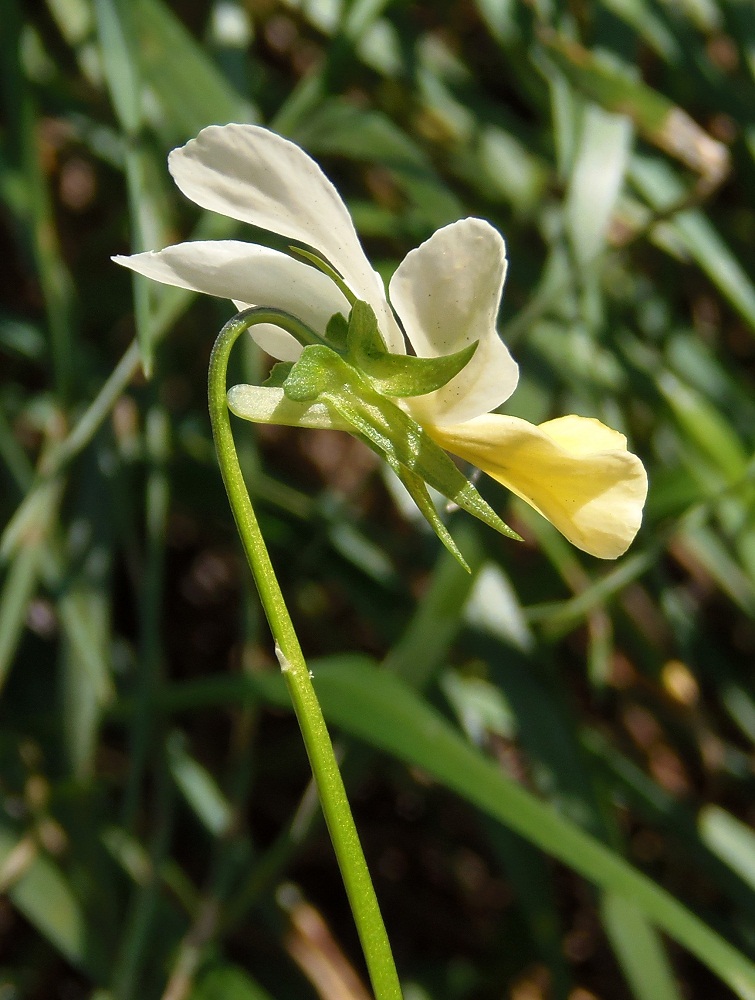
[2,1,755,998]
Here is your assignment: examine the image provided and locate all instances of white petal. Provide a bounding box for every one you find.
[227,385,350,430]
[428,413,647,559]
[232,319,302,363]
[390,218,518,425]
[167,124,404,352]
[113,240,349,361]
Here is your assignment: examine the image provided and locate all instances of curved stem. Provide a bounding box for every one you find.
[208,308,402,1000]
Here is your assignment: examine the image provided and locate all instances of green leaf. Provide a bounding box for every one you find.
[0,823,103,978]
[102,825,200,914]
[602,893,684,1000]
[383,520,486,684]
[0,546,44,694]
[658,372,749,481]
[565,103,633,268]
[441,670,516,742]
[248,658,755,1000]
[0,475,65,693]
[630,155,755,335]
[542,36,728,185]
[166,731,234,837]
[59,585,112,776]
[95,0,159,373]
[134,0,256,140]
[191,964,275,1000]
[678,524,755,618]
[584,729,755,914]
[699,807,755,892]
[599,0,680,60]
[94,0,143,137]
[289,100,465,228]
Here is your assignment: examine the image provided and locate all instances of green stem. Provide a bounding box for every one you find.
[208,308,402,1000]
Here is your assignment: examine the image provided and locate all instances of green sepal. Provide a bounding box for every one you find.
[289,246,356,305]
[345,301,478,398]
[281,347,330,402]
[282,345,521,544]
[262,362,295,388]
[392,464,470,572]
[325,312,349,351]
[357,431,469,570]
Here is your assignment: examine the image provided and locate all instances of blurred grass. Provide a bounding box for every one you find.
[1,1,755,999]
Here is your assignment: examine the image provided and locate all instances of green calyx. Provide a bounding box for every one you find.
[280,334,520,570]
[228,301,520,569]
[344,300,478,398]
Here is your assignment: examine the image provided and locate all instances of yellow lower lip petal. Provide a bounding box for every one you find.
[427,413,648,559]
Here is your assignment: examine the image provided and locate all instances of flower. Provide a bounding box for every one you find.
[114,124,647,559]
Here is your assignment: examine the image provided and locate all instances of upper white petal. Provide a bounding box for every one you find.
[113,240,350,361]
[167,124,404,352]
[390,218,518,425]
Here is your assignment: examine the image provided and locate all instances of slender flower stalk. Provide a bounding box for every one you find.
[208,307,403,1000]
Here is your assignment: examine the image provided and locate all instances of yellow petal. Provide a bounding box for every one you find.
[428,414,647,559]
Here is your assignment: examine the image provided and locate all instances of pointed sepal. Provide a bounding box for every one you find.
[394,466,470,572]
[345,301,478,398]
[263,361,294,387]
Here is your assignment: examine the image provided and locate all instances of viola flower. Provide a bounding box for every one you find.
[114,124,647,559]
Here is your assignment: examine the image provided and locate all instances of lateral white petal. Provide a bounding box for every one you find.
[390,218,518,425]
[230,317,302,363]
[168,124,404,352]
[114,240,350,361]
